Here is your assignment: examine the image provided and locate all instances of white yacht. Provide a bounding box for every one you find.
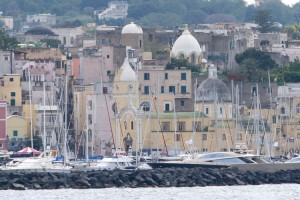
[88,156,135,170]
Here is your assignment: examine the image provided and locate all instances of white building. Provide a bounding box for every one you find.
[26,13,56,27]
[96,1,128,20]
[0,14,13,30]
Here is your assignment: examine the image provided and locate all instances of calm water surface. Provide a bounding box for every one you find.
[0,184,298,200]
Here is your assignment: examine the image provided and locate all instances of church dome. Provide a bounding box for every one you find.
[121,22,143,34]
[171,25,202,58]
[25,26,56,36]
[120,58,137,82]
[196,65,231,102]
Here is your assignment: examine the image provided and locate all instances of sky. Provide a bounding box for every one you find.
[245,0,299,6]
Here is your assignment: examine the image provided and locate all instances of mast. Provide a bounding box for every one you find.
[255,84,260,155]
[173,93,177,155]
[156,76,160,161]
[191,79,197,153]
[214,89,218,152]
[64,53,71,165]
[43,80,46,154]
[268,70,273,158]
[28,68,33,148]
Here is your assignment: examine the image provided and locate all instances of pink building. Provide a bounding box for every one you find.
[0,101,8,151]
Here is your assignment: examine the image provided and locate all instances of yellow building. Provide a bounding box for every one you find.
[22,104,36,139]
[0,74,22,106]
[7,115,28,151]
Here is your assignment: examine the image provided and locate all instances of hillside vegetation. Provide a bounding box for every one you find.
[1,0,300,28]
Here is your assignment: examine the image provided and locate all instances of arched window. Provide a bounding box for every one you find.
[140,101,151,111]
[296,104,300,114]
[179,54,184,59]
[191,53,196,64]
[88,114,92,124]
[88,129,92,141]
[280,106,285,115]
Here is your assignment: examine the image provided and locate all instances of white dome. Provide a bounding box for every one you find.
[120,58,137,81]
[171,25,202,58]
[202,58,208,63]
[121,22,143,34]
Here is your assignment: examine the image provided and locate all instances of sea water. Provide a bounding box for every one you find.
[0,184,298,200]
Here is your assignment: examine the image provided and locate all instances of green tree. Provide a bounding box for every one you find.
[166,58,200,73]
[285,24,300,40]
[254,9,273,33]
[0,29,19,50]
[261,0,293,25]
[139,13,182,28]
[235,48,277,70]
[238,58,267,81]
[184,10,207,24]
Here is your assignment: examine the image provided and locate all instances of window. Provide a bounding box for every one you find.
[107,71,111,76]
[191,53,196,64]
[13,130,18,137]
[297,133,300,139]
[272,115,276,123]
[296,104,300,114]
[107,55,110,59]
[175,134,181,141]
[88,129,92,141]
[181,100,184,106]
[205,107,210,115]
[11,92,15,97]
[148,34,153,42]
[71,37,74,45]
[4,56,8,61]
[181,73,186,80]
[177,122,186,131]
[131,121,134,130]
[202,134,207,141]
[10,78,13,82]
[103,87,108,94]
[10,99,15,106]
[164,102,170,112]
[193,121,201,132]
[222,134,226,141]
[88,100,92,110]
[124,121,127,130]
[63,37,66,45]
[251,86,257,96]
[169,86,175,94]
[140,101,150,112]
[181,86,186,94]
[164,73,168,80]
[280,107,285,115]
[139,40,142,48]
[144,73,150,80]
[161,86,164,93]
[162,122,170,131]
[0,143,2,148]
[144,86,150,94]
[219,107,223,115]
[237,133,242,141]
[88,114,92,125]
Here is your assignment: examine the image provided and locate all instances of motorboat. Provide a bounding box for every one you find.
[148,151,269,169]
[0,150,72,172]
[88,156,135,170]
